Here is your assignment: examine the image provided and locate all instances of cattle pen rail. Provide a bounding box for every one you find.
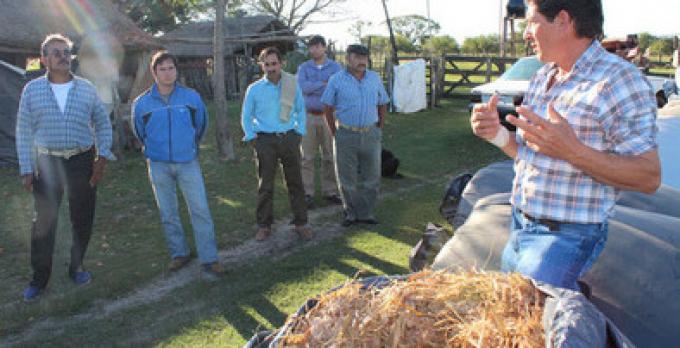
[380,55,519,109]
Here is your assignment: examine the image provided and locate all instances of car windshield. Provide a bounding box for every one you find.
[499,57,544,81]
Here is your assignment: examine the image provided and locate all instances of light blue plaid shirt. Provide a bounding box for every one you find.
[321,69,389,127]
[512,40,657,223]
[16,75,113,174]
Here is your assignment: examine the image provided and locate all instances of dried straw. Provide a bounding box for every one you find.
[282,270,545,347]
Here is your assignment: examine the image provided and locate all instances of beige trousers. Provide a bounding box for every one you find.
[301,114,339,196]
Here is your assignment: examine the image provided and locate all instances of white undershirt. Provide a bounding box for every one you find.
[50,81,74,113]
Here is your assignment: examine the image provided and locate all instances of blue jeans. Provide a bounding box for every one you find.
[501,207,608,290]
[148,158,218,264]
[334,126,381,221]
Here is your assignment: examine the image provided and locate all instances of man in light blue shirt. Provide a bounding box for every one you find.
[297,35,342,208]
[241,47,312,241]
[321,44,390,227]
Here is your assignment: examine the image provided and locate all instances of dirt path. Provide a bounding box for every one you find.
[2,176,444,346]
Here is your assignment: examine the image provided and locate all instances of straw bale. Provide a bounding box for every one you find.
[283,270,545,347]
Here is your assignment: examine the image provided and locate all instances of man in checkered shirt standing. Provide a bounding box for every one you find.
[16,34,113,301]
[471,0,660,290]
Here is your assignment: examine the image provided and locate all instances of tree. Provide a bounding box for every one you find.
[348,20,372,43]
[213,0,236,160]
[637,32,654,51]
[423,35,458,56]
[394,34,417,53]
[390,14,441,46]
[241,0,347,33]
[649,37,674,61]
[462,35,499,55]
[112,0,212,34]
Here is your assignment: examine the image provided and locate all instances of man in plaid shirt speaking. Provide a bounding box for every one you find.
[471,0,660,290]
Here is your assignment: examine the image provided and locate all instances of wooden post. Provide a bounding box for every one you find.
[385,56,394,112]
[429,57,437,109]
[485,57,492,83]
[367,35,373,69]
[436,55,445,107]
[381,0,399,66]
[214,0,236,160]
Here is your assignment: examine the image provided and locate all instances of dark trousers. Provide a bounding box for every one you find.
[254,131,307,227]
[30,148,96,289]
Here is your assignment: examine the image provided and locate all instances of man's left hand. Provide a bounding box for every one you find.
[89,156,107,187]
[506,103,582,161]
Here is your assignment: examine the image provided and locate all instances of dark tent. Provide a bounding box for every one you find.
[0,60,25,166]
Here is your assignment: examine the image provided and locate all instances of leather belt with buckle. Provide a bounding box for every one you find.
[257,130,294,138]
[36,146,92,159]
[521,211,561,231]
[337,122,377,133]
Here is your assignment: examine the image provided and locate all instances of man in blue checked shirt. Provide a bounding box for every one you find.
[321,44,390,227]
[297,35,342,208]
[16,34,113,301]
[471,0,661,291]
[241,47,312,242]
[132,51,223,280]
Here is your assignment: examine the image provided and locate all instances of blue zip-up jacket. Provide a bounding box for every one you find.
[131,83,208,163]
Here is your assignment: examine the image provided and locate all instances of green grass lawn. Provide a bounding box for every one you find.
[0,99,506,346]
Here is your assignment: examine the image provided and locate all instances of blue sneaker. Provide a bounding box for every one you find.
[72,271,92,285]
[23,286,42,301]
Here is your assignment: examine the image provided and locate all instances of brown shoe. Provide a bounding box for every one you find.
[168,256,191,272]
[294,225,313,241]
[202,262,225,281]
[255,227,272,241]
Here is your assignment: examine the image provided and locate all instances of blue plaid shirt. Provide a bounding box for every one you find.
[512,41,658,223]
[321,69,389,127]
[16,75,113,174]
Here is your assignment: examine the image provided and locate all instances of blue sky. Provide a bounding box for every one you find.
[302,0,678,46]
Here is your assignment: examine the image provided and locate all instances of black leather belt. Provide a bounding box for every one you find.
[257,130,294,137]
[521,211,561,231]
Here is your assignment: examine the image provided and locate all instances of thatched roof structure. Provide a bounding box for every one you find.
[162,15,295,58]
[0,0,159,55]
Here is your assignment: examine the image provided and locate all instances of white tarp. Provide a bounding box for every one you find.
[393,59,427,113]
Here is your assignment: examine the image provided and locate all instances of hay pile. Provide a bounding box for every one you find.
[283,270,545,347]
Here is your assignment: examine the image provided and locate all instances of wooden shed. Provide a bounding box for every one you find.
[161,15,296,99]
[0,0,161,104]
[0,0,162,156]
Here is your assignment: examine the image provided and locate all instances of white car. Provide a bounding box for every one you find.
[470,56,544,130]
[470,56,672,131]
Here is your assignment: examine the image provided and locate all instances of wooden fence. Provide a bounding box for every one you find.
[384,55,519,108]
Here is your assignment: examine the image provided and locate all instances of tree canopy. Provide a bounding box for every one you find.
[390,14,440,46]
[241,0,347,33]
[112,0,216,34]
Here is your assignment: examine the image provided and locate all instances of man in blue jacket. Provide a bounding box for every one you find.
[132,51,222,279]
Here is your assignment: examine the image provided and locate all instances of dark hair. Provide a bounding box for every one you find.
[308,35,326,47]
[258,46,283,63]
[527,0,603,39]
[41,33,73,57]
[150,50,178,72]
[346,44,369,56]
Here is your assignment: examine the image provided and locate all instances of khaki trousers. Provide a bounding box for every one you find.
[301,114,339,196]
